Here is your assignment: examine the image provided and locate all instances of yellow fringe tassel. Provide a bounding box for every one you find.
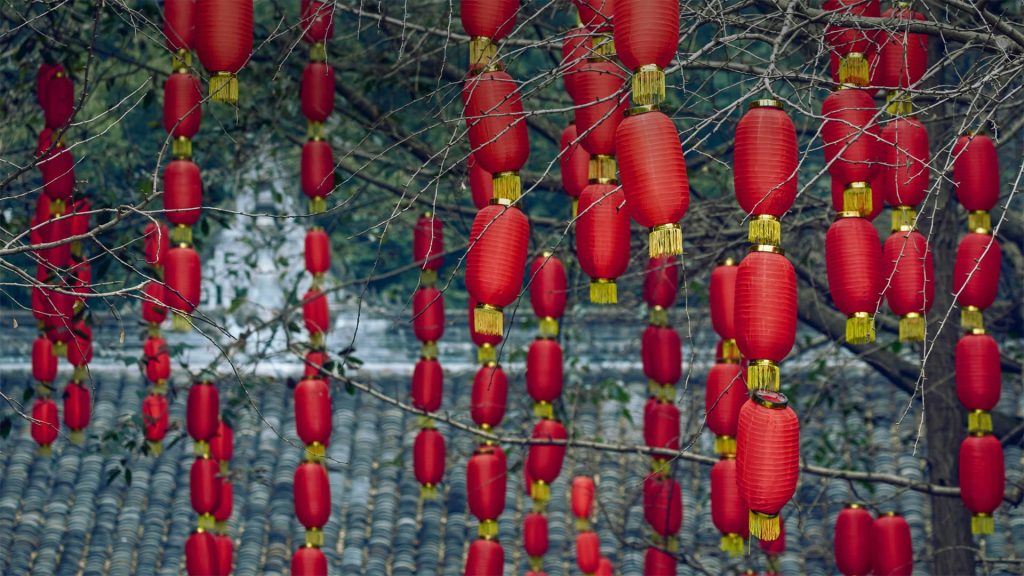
[846,313,875,344]
[478,519,499,540]
[532,481,551,506]
[972,514,994,535]
[147,441,163,456]
[576,518,590,532]
[720,339,741,363]
[842,183,872,217]
[714,436,736,457]
[588,155,617,182]
[492,171,521,203]
[720,533,744,557]
[885,91,913,116]
[538,317,559,338]
[172,136,192,160]
[899,314,925,342]
[477,344,497,366]
[571,198,579,220]
[891,206,916,232]
[632,64,665,106]
[968,410,993,434]
[748,215,781,247]
[591,34,615,58]
[420,484,438,501]
[968,211,992,234]
[747,360,780,392]
[69,430,85,445]
[420,341,438,360]
[649,306,669,327]
[419,268,438,288]
[198,513,216,531]
[172,312,192,332]
[961,306,984,332]
[469,37,497,71]
[533,401,554,420]
[474,305,503,336]
[208,73,239,104]
[590,279,617,304]
[305,527,324,547]
[750,510,781,541]
[38,445,53,458]
[649,224,683,258]
[838,53,869,86]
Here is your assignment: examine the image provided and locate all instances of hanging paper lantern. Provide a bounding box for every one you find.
[736,390,800,541]
[412,287,445,346]
[576,183,629,304]
[822,89,880,215]
[304,350,326,378]
[414,428,445,495]
[953,233,1001,331]
[163,159,202,241]
[31,397,59,454]
[644,399,680,460]
[144,337,171,383]
[302,288,330,338]
[143,394,170,443]
[953,133,999,233]
[414,213,445,281]
[642,326,681,388]
[187,381,219,444]
[294,462,331,543]
[823,0,881,85]
[471,364,508,429]
[62,381,90,443]
[163,73,203,158]
[144,222,170,268]
[300,0,335,45]
[32,336,58,383]
[711,457,748,556]
[36,130,75,206]
[876,117,929,218]
[561,27,591,101]
[523,512,548,568]
[291,545,327,576]
[576,531,601,574]
[643,547,676,576]
[959,433,1004,535]
[42,68,74,129]
[467,446,507,538]
[527,418,567,502]
[871,512,913,576]
[573,0,613,32]
[463,71,530,202]
[304,228,330,277]
[955,332,1001,433]
[468,154,493,210]
[643,475,683,538]
[164,246,201,326]
[301,139,335,210]
[614,0,678,105]
[185,530,218,576]
[572,476,595,528]
[704,362,746,455]
[596,558,613,576]
[644,256,678,317]
[526,339,563,417]
[214,479,234,525]
[825,214,883,344]
[710,259,739,360]
[412,358,443,413]
[574,61,628,161]
[616,108,688,257]
[301,62,335,127]
[733,100,798,244]
[835,504,873,576]
[560,125,590,213]
[465,204,529,335]
[875,6,927,92]
[210,420,234,465]
[883,229,933,342]
[214,534,233,576]
[465,538,505,576]
[734,248,796,391]
[164,0,196,54]
[529,253,567,337]
[194,0,254,104]
[460,0,519,69]
[190,456,222,518]
[295,378,331,449]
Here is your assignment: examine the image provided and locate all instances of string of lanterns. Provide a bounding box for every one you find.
[570,476,613,576]
[210,420,235,574]
[292,2,335,573]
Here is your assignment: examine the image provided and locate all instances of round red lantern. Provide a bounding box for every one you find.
[300,0,335,45]
[143,394,170,443]
[187,381,219,443]
[953,233,1001,330]
[734,248,797,391]
[572,476,595,525]
[876,117,929,212]
[526,339,563,414]
[641,325,682,387]
[643,547,676,576]
[956,332,1001,433]
[468,154,493,210]
[414,428,445,494]
[465,203,529,335]
[185,530,218,576]
[164,159,202,233]
[294,462,331,535]
[644,256,679,314]
[875,6,927,91]
[414,213,445,276]
[883,229,933,342]
[822,88,880,215]
[705,362,747,455]
[736,390,800,541]
[31,397,59,453]
[872,512,913,576]
[63,381,90,442]
[291,545,327,576]
[465,538,504,575]
[710,259,739,359]
[959,433,1004,535]
[733,100,798,244]
[835,503,873,576]
[573,61,627,160]
[527,418,567,501]
[529,253,567,337]
[301,139,335,207]
[194,0,253,104]
[614,0,678,105]
[560,125,590,211]
[164,0,195,53]
[562,27,590,102]
[164,246,201,322]
[643,475,683,538]
[301,62,335,124]
[214,534,233,576]
[32,336,58,383]
[412,358,443,413]
[190,456,221,516]
[467,447,507,536]
[644,399,680,457]
[711,457,749,556]
[463,70,530,201]
[573,0,613,32]
[302,288,330,337]
[576,183,629,304]
[295,378,331,449]
[412,287,445,344]
[163,73,202,158]
[210,420,234,464]
[523,512,548,562]
[576,531,601,574]
[471,364,508,429]
[460,0,518,69]
[953,133,999,225]
[305,227,330,276]
[825,214,883,344]
[617,108,689,257]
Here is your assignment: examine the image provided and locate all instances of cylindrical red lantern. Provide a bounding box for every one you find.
[190,456,221,515]
[574,61,627,159]
[412,358,443,413]
[561,27,590,102]
[596,558,613,576]
[643,475,683,537]
[466,204,529,335]
[295,378,331,448]
[294,462,331,531]
[643,547,676,576]
[304,350,326,378]
[527,418,567,500]
[214,534,233,576]
[617,108,688,257]
[736,390,800,541]
[302,288,330,336]
[825,214,883,344]
[460,0,518,69]
[835,504,873,576]
[31,397,59,452]
[644,256,679,313]
[822,88,880,215]
[301,139,335,202]
[291,545,327,576]
[526,339,563,411]
[883,229,934,342]
[163,73,202,158]
[210,420,234,464]
[529,253,567,336]
[956,332,1001,432]
[960,433,1005,535]
[523,512,548,560]
[194,0,253,104]
[560,124,590,210]
[876,117,929,211]
[614,1,678,105]
[185,530,218,576]
[468,154,493,210]
[734,249,797,391]
[574,0,613,32]
[467,447,507,535]
[300,0,335,45]
[641,326,682,386]
[144,222,170,268]
[953,133,999,221]
[63,381,90,439]
[823,0,880,86]
[414,213,445,274]
[733,100,798,243]
[572,476,595,524]
[711,457,748,556]
[710,259,739,359]
[36,128,75,205]
[875,6,927,91]
[414,428,445,492]
[305,227,330,276]
[143,394,170,443]
[163,159,202,230]
[872,512,913,576]
[145,337,171,383]
[705,362,747,455]
[576,183,629,304]
[412,287,445,344]
[42,69,74,129]
[644,399,680,456]
[465,538,504,576]
[471,364,508,429]
[301,62,335,124]
[32,336,58,383]
[164,0,195,53]
[953,233,1001,330]
[463,70,530,201]
[187,381,219,443]
[164,246,201,319]
[576,531,601,574]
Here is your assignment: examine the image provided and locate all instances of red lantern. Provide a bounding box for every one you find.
[141,283,167,326]
[572,476,595,521]
[304,228,330,276]
[953,134,999,217]
[42,69,74,129]
[523,512,548,559]
[560,125,590,208]
[185,530,218,576]
[596,558,613,576]
[466,204,529,335]
[163,73,202,157]
[822,89,880,214]
[614,0,678,105]
[573,0,613,32]
[414,213,445,273]
[644,399,680,456]
[291,545,327,576]
[526,339,563,410]
[302,288,330,335]
[711,457,749,556]
[467,447,507,532]
[823,0,880,85]
[194,0,253,104]
[212,479,233,523]
[825,214,883,344]
[561,28,590,102]
[460,2,518,46]
[187,381,219,442]
[144,222,170,267]
[164,0,195,52]
[164,246,201,316]
[733,101,798,244]
[414,428,445,490]
[953,233,1001,329]
[468,154,493,210]
[190,456,221,515]
[641,326,681,386]
[31,397,59,451]
[34,212,71,270]
[301,139,335,201]
[576,532,601,573]
[574,61,627,159]
[644,256,678,312]
[835,504,873,576]
[164,159,202,229]
[643,475,682,537]
[875,6,927,90]
[300,0,335,44]
[736,390,800,541]
[529,253,567,335]
[465,538,504,576]
[956,333,1001,431]
[295,378,331,448]
[705,362,746,454]
[301,62,335,123]
[304,350,326,378]
[412,287,445,343]
[883,229,934,342]
[471,364,508,429]
[734,249,796,391]
[710,260,738,356]
[959,433,1004,535]
[210,420,234,463]
[877,117,929,210]
[145,337,171,383]
[617,109,688,257]
[527,419,567,499]
[294,462,331,530]
[463,71,530,200]
[143,394,170,442]
[643,547,676,576]
[32,336,58,383]
[576,183,629,304]
[214,534,233,576]
[412,358,443,413]
[63,381,90,437]
[871,512,913,576]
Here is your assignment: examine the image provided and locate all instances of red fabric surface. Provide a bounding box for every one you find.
[466,204,529,308]
[617,110,689,226]
[734,251,797,363]
[733,105,797,217]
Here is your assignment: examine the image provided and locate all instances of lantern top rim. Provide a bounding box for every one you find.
[749,244,785,256]
[748,98,784,110]
[751,389,789,409]
[883,511,901,517]
[845,502,865,510]
[625,104,660,117]
[720,257,737,266]
[836,210,863,219]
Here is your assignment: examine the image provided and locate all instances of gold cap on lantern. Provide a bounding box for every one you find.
[714,435,737,457]
[588,155,617,182]
[961,306,984,332]
[492,171,522,203]
[967,409,993,434]
[886,91,914,116]
[721,533,744,557]
[842,182,873,217]
[469,37,498,71]
[968,211,992,234]
[477,343,497,366]
[478,519,499,540]
[838,52,869,86]
[538,316,559,338]
[891,206,917,232]
[972,513,994,535]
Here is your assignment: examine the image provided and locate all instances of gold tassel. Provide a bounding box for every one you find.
[720,533,744,557]
[885,91,913,116]
[838,53,869,86]
[967,410,993,434]
[571,198,579,220]
[215,521,229,535]
[153,379,169,395]
[219,461,229,475]
[147,441,163,456]
[307,121,325,141]
[172,312,193,332]
[846,312,875,344]
[304,442,326,463]
[842,182,872,217]
[416,415,435,429]
[575,518,590,532]
[478,519,499,540]
[474,305,503,336]
[748,215,781,246]
[310,42,327,63]
[538,317,559,338]
[469,37,498,71]
[656,383,676,403]
[533,401,554,420]
[208,72,239,104]
[649,224,683,258]
[53,341,67,358]
[747,360,780,392]
[172,49,191,71]
[420,341,438,360]
[310,331,325,349]
[420,483,439,500]
[305,527,324,547]
[591,34,615,58]
[899,313,925,342]
[199,513,216,531]
[968,211,992,234]
[891,206,916,232]
[171,224,193,247]
[38,444,53,457]
[588,155,616,182]
[49,198,66,217]
[972,513,994,535]
[72,365,88,383]
[649,306,669,327]
[647,379,659,398]
[632,64,666,106]
[589,279,617,304]
[529,556,544,572]
[148,323,162,339]
[69,430,85,445]
[532,481,551,506]
[71,241,82,259]
[309,196,327,215]
[194,440,210,457]
[172,136,192,160]
[961,306,984,332]
[491,171,521,203]
[650,459,671,476]
[477,344,497,366]
[720,339,741,363]
[714,436,736,457]
[419,268,438,287]
[749,510,781,541]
